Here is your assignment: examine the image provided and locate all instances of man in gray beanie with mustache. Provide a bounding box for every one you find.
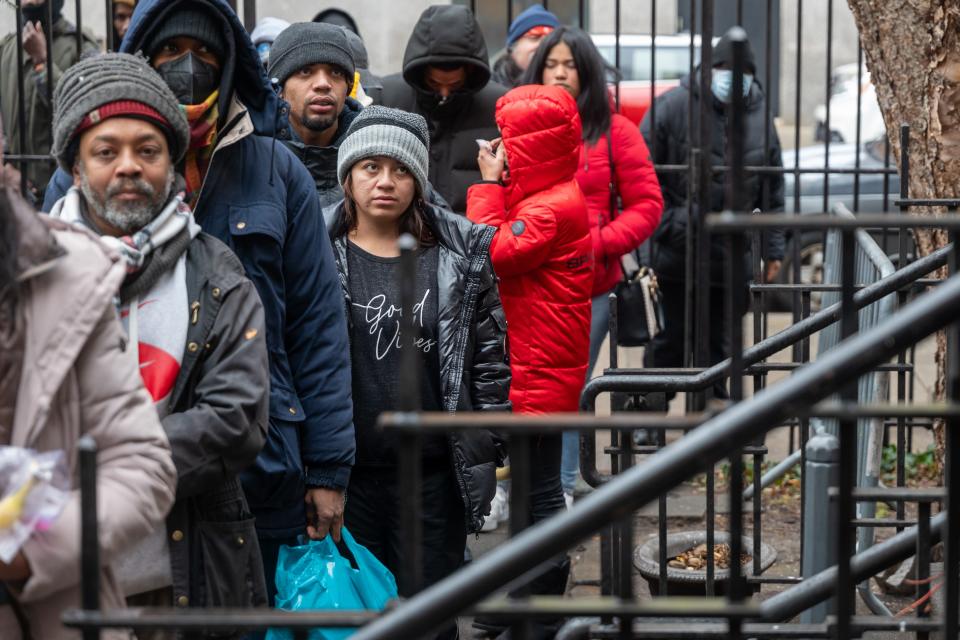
[48,52,271,627]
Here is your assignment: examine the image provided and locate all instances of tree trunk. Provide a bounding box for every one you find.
[846,0,960,477]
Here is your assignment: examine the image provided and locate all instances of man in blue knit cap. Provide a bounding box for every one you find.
[491,3,560,88]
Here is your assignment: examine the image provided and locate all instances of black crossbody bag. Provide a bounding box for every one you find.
[607,134,665,346]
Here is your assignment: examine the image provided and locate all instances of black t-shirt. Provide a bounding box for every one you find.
[347,240,447,468]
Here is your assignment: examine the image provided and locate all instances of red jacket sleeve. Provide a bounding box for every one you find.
[596,116,664,260]
[467,182,558,277]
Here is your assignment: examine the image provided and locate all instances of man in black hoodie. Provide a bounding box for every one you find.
[640,32,785,399]
[377,4,506,215]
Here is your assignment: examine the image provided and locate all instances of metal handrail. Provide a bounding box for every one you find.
[344,269,960,640]
[579,242,950,487]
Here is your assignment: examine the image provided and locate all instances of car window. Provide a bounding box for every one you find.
[597,45,701,82]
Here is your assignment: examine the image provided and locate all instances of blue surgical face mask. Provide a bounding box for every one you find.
[711,69,753,103]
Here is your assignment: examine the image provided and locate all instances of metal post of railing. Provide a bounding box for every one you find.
[243,0,256,32]
[14,0,28,196]
[836,228,857,639]
[613,0,621,111]
[943,230,960,639]
[74,0,83,56]
[896,124,911,534]
[508,430,532,640]
[800,433,839,625]
[397,233,423,598]
[104,0,114,51]
[617,426,633,640]
[726,31,748,639]
[698,0,716,596]
[605,294,620,603]
[79,436,100,640]
[823,0,834,212]
[916,500,931,639]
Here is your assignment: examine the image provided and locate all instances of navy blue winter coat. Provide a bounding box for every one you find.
[43,0,356,539]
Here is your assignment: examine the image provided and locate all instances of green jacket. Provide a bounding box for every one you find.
[1,17,97,198]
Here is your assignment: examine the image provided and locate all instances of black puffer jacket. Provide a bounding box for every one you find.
[165,233,269,623]
[324,202,511,533]
[281,98,363,209]
[640,72,786,284]
[377,5,507,215]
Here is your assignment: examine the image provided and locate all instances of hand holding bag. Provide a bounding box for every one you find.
[605,134,665,347]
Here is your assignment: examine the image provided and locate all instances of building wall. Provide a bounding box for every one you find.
[0,0,439,76]
[779,0,860,127]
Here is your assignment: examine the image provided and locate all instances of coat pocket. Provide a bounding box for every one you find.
[240,418,304,511]
[197,516,267,611]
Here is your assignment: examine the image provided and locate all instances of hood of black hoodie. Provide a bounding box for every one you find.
[401,4,491,96]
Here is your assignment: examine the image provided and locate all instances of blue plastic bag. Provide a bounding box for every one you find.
[265,528,398,640]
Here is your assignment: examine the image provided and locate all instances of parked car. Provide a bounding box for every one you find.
[592,33,704,126]
[772,137,906,309]
[814,63,885,144]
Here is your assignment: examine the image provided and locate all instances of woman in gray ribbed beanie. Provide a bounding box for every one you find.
[325,107,508,617]
[334,105,433,242]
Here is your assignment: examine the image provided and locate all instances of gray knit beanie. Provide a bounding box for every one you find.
[268,22,356,89]
[337,106,430,196]
[52,53,190,171]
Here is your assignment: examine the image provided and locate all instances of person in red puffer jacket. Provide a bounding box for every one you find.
[468,84,592,630]
[523,26,663,501]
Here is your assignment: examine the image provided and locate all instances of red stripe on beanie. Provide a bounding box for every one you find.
[74,100,172,138]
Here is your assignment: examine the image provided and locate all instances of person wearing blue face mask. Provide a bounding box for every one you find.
[640,31,785,401]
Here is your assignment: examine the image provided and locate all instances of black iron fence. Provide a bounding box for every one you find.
[2,0,954,638]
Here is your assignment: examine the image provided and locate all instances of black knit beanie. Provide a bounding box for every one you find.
[268,22,355,89]
[712,32,757,74]
[143,3,227,61]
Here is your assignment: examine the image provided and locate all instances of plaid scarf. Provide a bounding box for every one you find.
[48,186,199,275]
[180,90,220,206]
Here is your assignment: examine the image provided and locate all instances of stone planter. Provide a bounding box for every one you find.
[634,530,777,596]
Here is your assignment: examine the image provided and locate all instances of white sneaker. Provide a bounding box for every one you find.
[564,491,574,510]
[481,485,509,532]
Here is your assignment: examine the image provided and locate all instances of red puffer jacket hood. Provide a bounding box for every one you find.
[576,113,663,295]
[467,84,593,414]
[498,85,583,208]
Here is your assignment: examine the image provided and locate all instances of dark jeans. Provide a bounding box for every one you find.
[644,279,738,400]
[345,466,465,640]
[478,435,570,639]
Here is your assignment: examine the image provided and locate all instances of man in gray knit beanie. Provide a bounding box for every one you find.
[337,105,430,197]
[50,52,189,234]
[47,51,271,614]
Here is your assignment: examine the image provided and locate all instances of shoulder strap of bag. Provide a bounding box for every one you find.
[607,131,645,280]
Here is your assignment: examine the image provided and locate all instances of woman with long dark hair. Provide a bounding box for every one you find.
[324,106,509,638]
[523,26,664,503]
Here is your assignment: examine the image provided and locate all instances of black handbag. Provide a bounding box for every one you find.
[606,134,665,347]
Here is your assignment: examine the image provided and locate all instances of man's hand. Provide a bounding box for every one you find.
[0,552,31,582]
[22,21,47,66]
[765,259,782,283]
[477,138,506,182]
[305,487,345,542]
[1,163,23,195]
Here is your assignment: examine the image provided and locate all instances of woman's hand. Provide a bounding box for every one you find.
[478,138,506,182]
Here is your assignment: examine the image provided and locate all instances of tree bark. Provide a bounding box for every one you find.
[846,0,960,476]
